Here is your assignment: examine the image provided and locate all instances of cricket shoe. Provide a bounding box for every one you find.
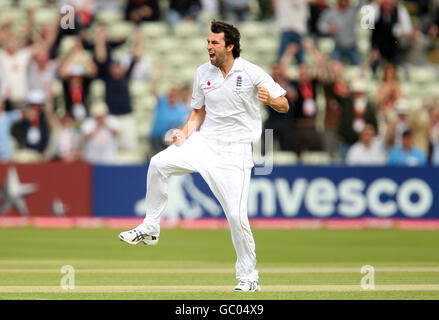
[118,228,159,245]
[234,280,260,292]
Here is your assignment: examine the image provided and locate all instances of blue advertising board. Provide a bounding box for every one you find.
[93,165,148,217]
[93,165,439,219]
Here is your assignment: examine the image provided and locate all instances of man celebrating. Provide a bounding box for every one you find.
[119,20,290,292]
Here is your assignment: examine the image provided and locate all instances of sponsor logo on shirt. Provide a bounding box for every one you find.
[202,80,216,91]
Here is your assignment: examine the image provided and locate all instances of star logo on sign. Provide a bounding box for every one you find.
[0,167,38,216]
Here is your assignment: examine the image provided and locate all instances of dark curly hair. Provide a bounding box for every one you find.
[210,20,241,59]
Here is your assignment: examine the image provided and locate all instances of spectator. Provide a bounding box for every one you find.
[167,0,202,32]
[149,85,191,154]
[39,86,81,162]
[51,111,82,162]
[273,0,308,64]
[408,100,431,155]
[93,26,142,151]
[12,89,51,155]
[385,98,430,155]
[149,66,191,154]
[370,0,413,70]
[317,0,366,65]
[308,0,329,39]
[125,0,160,24]
[321,60,345,159]
[429,100,439,164]
[83,26,153,91]
[199,0,220,33]
[263,62,295,151]
[399,23,438,73]
[59,38,97,121]
[81,101,120,164]
[335,78,378,160]
[375,62,403,114]
[346,123,387,165]
[27,45,58,94]
[221,0,251,24]
[36,21,58,52]
[179,83,193,108]
[280,41,325,156]
[0,35,33,109]
[388,129,427,165]
[289,64,323,156]
[201,0,220,20]
[384,98,410,147]
[256,0,273,21]
[81,23,127,61]
[117,52,153,82]
[49,0,98,60]
[94,0,121,11]
[419,0,439,35]
[57,0,96,33]
[0,99,22,162]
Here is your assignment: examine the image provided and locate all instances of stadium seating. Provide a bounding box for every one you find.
[272,151,299,165]
[13,149,43,163]
[174,20,203,39]
[95,9,124,25]
[300,151,332,165]
[34,8,58,26]
[1,0,438,165]
[90,80,106,101]
[108,21,136,39]
[117,149,146,165]
[79,14,439,164]
[238,21,270,40]
[316,38,335,55]
[409,67,438,84]
[141,21,170,40]
[425,83,439,99]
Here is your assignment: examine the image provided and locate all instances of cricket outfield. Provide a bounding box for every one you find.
[0,228,438,300]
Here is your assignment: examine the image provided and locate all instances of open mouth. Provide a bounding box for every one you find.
[209,53,215,60]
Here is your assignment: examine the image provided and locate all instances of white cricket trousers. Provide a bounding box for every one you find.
[139,131,258,282]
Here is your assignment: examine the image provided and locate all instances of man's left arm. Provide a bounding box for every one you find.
[258,87,290,113]
[252,64,290,113]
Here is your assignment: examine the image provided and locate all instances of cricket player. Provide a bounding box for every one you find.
[119,20,290,292]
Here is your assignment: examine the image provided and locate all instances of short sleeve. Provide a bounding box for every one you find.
[251,65,286,99]
[190,68,205,110]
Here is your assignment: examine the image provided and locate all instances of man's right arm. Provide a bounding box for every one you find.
[172,106,206,146]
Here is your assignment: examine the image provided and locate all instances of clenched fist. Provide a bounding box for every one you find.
[258,86,272,105]
[171,129,186,147]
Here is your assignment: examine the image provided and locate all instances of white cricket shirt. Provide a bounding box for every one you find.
[191,57,286,143]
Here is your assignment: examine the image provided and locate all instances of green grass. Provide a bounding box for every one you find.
[0,228,438,299]
[3,291,439,300]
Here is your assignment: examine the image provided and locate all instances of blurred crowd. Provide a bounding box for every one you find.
[0,0,439,166]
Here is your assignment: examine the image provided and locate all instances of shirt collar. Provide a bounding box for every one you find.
[230,57,244,72]
[209,57,244,74]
